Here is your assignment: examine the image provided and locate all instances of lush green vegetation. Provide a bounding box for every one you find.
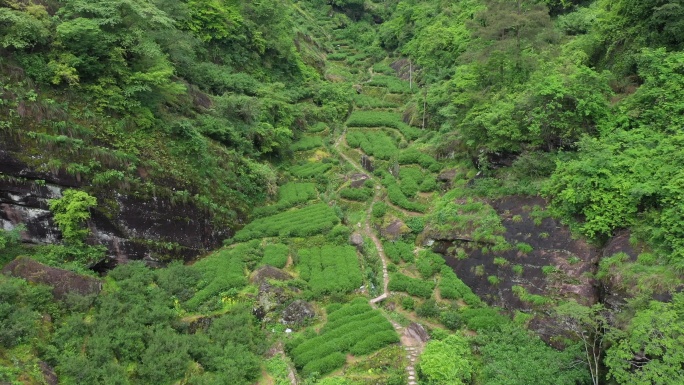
[388,273,435,298]
[297,246,363,297]
[286,299,398,376]
[383,240,415,264]
[346,129,398,160]
[233,203,339,241]
[346,111,421,140]
[252,182,318,218]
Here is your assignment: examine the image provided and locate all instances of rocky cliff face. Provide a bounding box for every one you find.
[0,144,229,267]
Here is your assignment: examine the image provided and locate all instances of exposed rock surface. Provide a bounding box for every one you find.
[349,232,364,248]
[381,219,410,240]
[281,300,315,325]
[2,256,102,299]
[405,322,429,344]
[349,173,369,188]
[360,155,374,172]
[0,143,229,265]
[434,196,600,310]
[251,265,292,284]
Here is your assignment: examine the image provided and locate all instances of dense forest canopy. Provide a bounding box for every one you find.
[1,0,684,384]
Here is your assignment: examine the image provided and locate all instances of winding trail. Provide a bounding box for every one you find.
[334,127,423,385]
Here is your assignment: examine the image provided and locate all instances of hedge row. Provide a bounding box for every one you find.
[388,273,435,298]
[346,129,397,160]
[347,111,422,141]
[290,162,333,178]
[298,246,363,297]
[383,241,415,264]
[353,94,398,109]
[339,187,373,202]
[187,248,248,310]
[439,266,481,306]
[252,182,317,217]
[234,203,339,241]
[366,75,413,94]
[416,250,446,279]
[291,136,324,152]
[261,244,289,268]
[287,300,398,376]
[398,149,441,171]
[379,172,427,213]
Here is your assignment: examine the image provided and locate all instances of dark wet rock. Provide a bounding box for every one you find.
[251,265,292,284]
[282,300,315,325]
[405,323,429,344]
[0,141,229,266]
[39,361,58,385]
[2,257,102,300]
[360,155,374,172]
[350,173,369,188]
[434,196,600,311]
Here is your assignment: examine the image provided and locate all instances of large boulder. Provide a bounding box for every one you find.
[281,300,316,325]
[2,257,102,299]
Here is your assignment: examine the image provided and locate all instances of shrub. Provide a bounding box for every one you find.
[439,266,480,306]
[461,308,510,331]
[416,250,446,279]
[262,244,289,268]
[398,149,439,169]
[346,111,421,140]
[366,75,412,94]
[297,246,363,297]
[401,296,415,311]
[290,300,397,375]
[234,203,339,241]
[346,130,398,160]
[339,187,372,202]
[291,136,324,152]
[353,94,398,109]
[290,163,333,178]
[388,273,434,298]
[372,202,388,218]
[383,241,414,264]
[308,122,328,133]
[252,182,317,217]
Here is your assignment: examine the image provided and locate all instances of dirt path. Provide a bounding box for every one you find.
[334,113,424,385]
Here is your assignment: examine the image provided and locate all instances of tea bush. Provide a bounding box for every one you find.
[234,204,339,241]
[298,246,363,297]
[388,273,434,298]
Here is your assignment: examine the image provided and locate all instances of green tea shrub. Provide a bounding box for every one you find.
[416,250,446,279]
[291,136,324,152]
[346,111,421,140]
[388,273,434,298]
[398,149,439,169]
[461,307,510,331]
[383,241,414,263]
[353,94,399,109]
[367,75,412,94]
[297,246,363,297]
[262,244,289,268]
[289,300,397,375]
[439,266,480,306]
[346,130,398,160]
[372,202,388,218]
[252,182,317,217]
[290,163,333,178]
[235,204,339,241]
[339,187,372,201]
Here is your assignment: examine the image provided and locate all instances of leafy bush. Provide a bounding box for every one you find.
[291,136,324,152]
[290,163,333,178]
[234,203,339,241]
[439,266,480,306]
[346,111,422,140]
[252,182,318,217]
[187,247,248,310]
[367,75,412,94]
[346,129,398,160]
[384,241,414,264]
[461,307,511,331]
[288,300,397,375]
[372,202,388,218]
[308,122,328,133]
[340,187,373,201]
[398,149,439,170]
[353,94,399,109]
[388,273,434,298]
[298,246,363,297]
[416,250,446,279]
[262,244,289,268]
